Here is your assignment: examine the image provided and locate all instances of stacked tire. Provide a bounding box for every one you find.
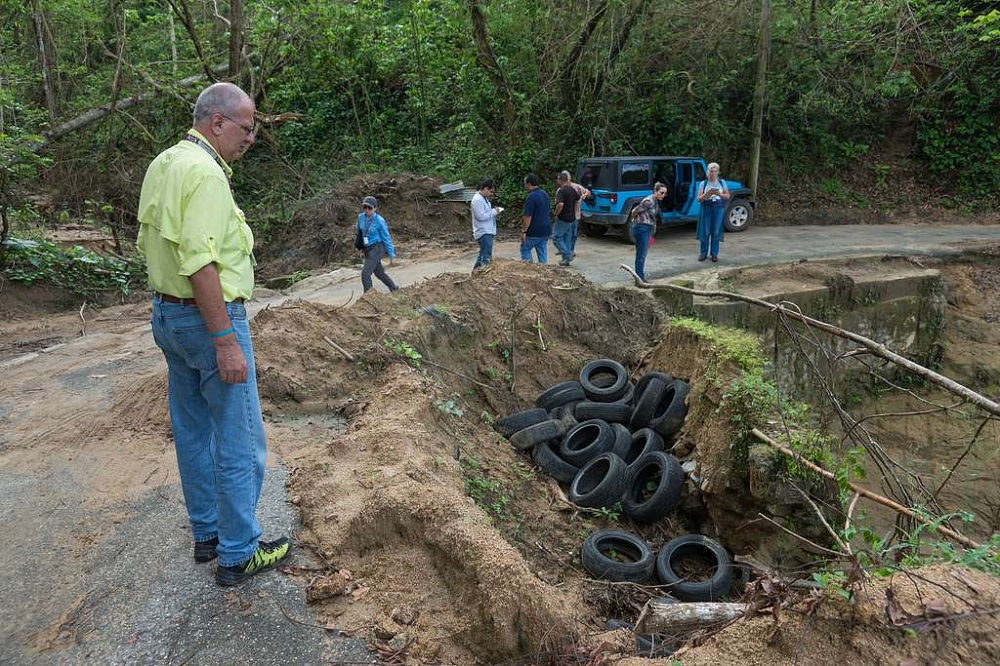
[580,529,734,601]
[495,358,692,524]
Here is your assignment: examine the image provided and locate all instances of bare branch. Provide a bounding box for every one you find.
[753,428,983,551]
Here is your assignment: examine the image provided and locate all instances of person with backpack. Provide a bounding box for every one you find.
[355,195,399,293]
[696,162,731,262]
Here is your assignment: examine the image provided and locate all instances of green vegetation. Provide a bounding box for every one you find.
[383,339,423,367]
[1,236,145,299]
[0,0,996,288]
[461,455,510,522]
[672,316,767,377]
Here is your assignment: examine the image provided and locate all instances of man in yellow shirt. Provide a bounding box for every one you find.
[137,82,290,586]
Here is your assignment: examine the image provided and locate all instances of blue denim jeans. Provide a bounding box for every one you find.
[570,220,580,254]
[699,205,725,259]
[632,223,653,281]
[473,233,494,270]
[520,235,548,263]
[150,298,266,567]
[552,220,574,263]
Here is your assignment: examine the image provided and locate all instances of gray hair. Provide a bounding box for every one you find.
[559,170,572,182]
[192,83,250,125]
[706,162,720,172]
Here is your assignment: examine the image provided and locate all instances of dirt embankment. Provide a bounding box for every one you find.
[247,261,999,664]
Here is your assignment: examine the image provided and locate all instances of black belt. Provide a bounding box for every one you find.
[154,292,244,305]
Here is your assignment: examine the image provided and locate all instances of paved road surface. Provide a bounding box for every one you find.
[287,222,1000,305]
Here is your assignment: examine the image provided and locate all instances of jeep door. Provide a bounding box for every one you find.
[662,159,705,224]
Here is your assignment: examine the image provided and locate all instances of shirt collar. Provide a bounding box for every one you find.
[186,128,233,178]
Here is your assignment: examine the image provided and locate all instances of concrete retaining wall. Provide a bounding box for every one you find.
[655,270,946,405]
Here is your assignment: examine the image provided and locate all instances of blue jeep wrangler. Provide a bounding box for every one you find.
[576,156,755,241]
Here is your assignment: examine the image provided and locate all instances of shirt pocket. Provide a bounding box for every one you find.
[235,206,254,256]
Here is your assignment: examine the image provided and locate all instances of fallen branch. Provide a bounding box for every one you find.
[636,275,1000,418]
[635,599,748,635]
[421,358,498,391]
[535,311,547,351]
[753,428,982,550]
[322,335,355,362]
[618,263,653,288]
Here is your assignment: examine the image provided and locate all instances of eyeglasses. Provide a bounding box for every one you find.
[220,114,256,136]
[363,205,374,210]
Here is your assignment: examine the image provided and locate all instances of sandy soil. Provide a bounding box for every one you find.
[2,177,999,664]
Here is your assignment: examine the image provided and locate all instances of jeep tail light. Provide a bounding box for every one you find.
[609,194,617,204]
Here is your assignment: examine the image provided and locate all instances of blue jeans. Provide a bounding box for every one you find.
[632,223,653,281]
[570,220,579,254]
[699,205,725,259]
[552,220,574,263]
[151,298,267,567]
[473,234,494,270]
[520,235,548,263]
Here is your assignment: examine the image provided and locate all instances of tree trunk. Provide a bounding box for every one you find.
[228,0,244,83]
[560,0,609,112]
[592,2,644,105]
[748,0,770,198]
[635,600,747,635]
[30,0,58,123]
[466,0,517,136]
[166,0,217,83]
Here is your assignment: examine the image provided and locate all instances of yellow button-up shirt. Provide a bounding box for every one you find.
[137,129,255,302]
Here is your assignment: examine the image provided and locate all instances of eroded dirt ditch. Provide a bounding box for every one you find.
[246,259,999,664]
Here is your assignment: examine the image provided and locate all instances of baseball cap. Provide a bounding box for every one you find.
[362,196,378,208]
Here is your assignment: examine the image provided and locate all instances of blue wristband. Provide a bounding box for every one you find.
[210,327,235,339]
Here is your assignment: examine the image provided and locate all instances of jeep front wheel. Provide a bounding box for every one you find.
[724,198,754,232]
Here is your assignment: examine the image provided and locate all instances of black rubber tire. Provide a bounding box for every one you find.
[613,427,665,465]
[568,453,629,508]
[622,451,685,523]
[629,377,667,430]
[495,408,549,438]
[509,419,566,451]
[579,359,629,402]
[610,423,632,456]
[574,400,633,424]
[550,402,579,430]
[580,529,655,583]
[646,379,690,437]
[535,381,586,411]
[532,440,580,484]
[580,222,607,237]
[635,371,674,398]
[604,618,678,659]
[559,419,615,467]
[724,198,754,232]
[655,534,734,601]
[612,382,635,406]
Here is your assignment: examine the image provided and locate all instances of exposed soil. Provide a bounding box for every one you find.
[2,176,999,664]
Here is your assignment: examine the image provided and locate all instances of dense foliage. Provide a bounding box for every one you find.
[0,0,997,245]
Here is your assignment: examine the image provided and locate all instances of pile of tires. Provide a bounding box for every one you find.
[581,529,734,602]
[494,358,692,524]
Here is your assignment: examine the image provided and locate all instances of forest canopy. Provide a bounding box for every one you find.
[0,0,997,239]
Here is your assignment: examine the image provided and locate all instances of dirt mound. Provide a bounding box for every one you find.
[251,260,666,661]
[636,564,1000,666]
[258,172,473,278]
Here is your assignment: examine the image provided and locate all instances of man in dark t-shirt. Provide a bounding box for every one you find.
[553,172,579,266]
[520,173,551,263]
